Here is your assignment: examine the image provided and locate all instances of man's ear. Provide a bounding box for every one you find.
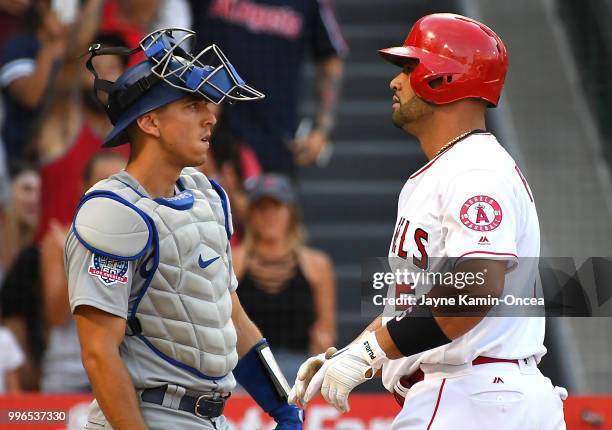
[135,113,161,138]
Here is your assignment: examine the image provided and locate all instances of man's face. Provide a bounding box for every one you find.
[10,169,40,229]
[389,62,433,129]
[154,96,217,167]
[85,157,127,190]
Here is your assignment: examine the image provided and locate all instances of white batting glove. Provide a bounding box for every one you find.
[288,347,337,407]
[303,331,387,413]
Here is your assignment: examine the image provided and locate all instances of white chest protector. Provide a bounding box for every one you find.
[72,168,238,379]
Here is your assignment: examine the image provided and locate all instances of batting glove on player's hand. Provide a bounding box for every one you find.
[288,346,337,407]
[303,332,387,413]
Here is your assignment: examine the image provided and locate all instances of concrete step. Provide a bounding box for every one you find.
[335,1,423,26]
[299,141,425,181]
[300,187,399,224]
[302,61,399,101]
[331,112,407,140]
[335,263,360,284]
[299,178,404,221]
[336,281,361,313]
[302,99,396,117]
[307,222,394,265]
[334,0,460,28]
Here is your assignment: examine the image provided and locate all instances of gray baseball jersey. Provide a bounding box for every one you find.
[66,169,239,429]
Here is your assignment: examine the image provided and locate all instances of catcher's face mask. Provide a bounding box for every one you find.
[85,28,265,147]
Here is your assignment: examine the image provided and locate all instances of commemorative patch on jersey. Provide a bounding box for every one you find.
[88,253,130,286]
[459,195,503,231]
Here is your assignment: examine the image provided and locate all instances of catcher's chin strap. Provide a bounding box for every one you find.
[85,44,160,125]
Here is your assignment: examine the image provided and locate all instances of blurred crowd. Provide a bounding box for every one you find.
[0,0,346,393]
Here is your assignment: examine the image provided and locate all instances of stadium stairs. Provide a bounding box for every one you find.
[298,0,459,387]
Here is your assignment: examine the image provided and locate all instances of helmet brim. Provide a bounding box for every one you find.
[378,46,422,67]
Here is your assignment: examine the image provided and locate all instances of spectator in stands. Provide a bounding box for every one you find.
[154,0,192,32]
[0,0,67,162]
[0,243,43,391]
[0,325,24,393]
[0,145,11,283]
[0,0,30,61]
[34,31,130,241]
[101,0,192,66]
[0,163,41,391]
[0,151,125,393]
[190,0,347,174]
[232,174,336,380]
[0,162,40,276]
[199,126,262,246]
[40,151,126,393]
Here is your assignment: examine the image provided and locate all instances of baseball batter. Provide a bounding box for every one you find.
[66,29,303,430]
[289,14,567,429]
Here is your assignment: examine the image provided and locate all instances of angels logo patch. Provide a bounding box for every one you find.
[460,195,503,231]
[88,254,129,286]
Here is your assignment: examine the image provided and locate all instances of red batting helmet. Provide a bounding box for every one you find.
[378,13,508,107]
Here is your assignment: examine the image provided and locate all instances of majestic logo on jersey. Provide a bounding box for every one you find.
[478,236,490,245]
[88,254,129,286]
[460,195,503,231]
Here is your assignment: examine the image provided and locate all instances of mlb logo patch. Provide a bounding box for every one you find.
[88,253,130,286]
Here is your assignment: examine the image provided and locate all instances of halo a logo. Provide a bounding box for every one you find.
[88,254,129,286]
[460,195,503,231]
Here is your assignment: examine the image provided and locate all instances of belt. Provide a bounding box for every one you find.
[393,356,520,407]
[141,385,230,418]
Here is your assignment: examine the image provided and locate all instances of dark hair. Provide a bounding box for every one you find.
[8,160,37,181]
[209,125,244,179]
[82,151,126,183]
[92,32,130,67]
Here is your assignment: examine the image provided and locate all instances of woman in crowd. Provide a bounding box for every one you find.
[0,162,41,390]
[233,174,336,380]
[0,162,40,272]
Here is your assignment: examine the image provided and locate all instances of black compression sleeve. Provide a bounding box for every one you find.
[386,310,451,357]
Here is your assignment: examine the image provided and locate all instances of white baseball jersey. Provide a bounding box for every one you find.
[381,131,546,392]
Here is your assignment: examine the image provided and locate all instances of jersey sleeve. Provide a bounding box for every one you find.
[0,35,38,88]
[440,169,519,269]
[65,230,135,319]
[308,0,348,60]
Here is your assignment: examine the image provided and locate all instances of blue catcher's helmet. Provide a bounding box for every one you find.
[85,28,265,148]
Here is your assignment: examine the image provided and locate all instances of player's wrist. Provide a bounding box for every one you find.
[314,113,334,136]
[356,331,387,370]
[270,403,304,427]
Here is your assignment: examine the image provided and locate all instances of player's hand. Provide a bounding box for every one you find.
[291,128,329,166]
[303,332,387,413]
[309,320,336,355]
[288,346,337,407]
[39,7,67,58]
